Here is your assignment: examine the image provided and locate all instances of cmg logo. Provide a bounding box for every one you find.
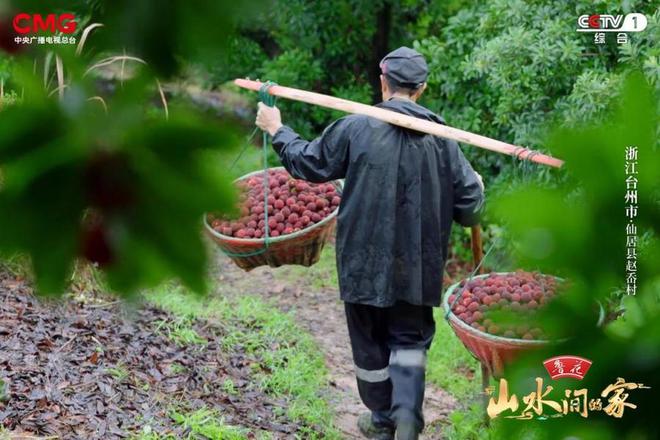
[12,13,77,35]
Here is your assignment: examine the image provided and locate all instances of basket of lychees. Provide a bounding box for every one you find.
[442,271,561,376]
[205,167,341,271]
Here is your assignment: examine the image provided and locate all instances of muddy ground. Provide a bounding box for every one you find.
[0,271,299,439]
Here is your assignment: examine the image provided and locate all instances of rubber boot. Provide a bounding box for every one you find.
[357,412,395,440]
[395,420,419,440]
[393,409,420,440]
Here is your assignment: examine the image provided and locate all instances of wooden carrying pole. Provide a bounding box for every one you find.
[234,78,564,168]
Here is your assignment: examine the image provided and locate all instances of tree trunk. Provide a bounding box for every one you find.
[367,1,392,104]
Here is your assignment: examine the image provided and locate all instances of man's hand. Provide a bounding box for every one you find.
[256,102,283,136]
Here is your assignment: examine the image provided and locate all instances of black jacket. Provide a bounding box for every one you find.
[272,98,484,307]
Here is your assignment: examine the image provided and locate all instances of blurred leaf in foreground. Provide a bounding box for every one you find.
[0,60,238,296]
[490,72,659,439]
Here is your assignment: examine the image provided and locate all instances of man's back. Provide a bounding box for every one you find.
[272,98,483,307]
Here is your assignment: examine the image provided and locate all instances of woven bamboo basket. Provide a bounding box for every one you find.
[204,167,342,271]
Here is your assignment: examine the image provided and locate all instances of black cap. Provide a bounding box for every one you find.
[379,46,428,88]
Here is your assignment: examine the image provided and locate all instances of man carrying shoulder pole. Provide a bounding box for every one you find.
[255,47,484,440]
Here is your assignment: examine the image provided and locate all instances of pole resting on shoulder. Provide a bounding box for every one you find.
[235,78,564,168]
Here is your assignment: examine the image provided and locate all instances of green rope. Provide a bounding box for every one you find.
[221,81,278,258]
[510,147,542,183]
[228,127,259,173]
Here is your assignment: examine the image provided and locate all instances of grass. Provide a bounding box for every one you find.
[170,362,187,375]
[144,283,340,439]
[229,297,334,437]
[221,378,238,395]
[427,313,482,402]
[130,408,250,440]
[106,363,130,382]
[441,402,497,440]
[154,316,207,347]
[132,427,177,440]
[130,406,288,440]
[0,252,29,278]
[0,379,7,403]
[275,244,338,291]
[171,408,248,440]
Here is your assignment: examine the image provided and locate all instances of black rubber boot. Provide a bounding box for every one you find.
[357,412,395,440]
[395,420,419,440]
[392,409,421,440]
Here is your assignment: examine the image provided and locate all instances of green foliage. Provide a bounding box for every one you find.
[0,61,238,295]
[208,0,443,138]
[415,1,659,183]
[0,378,7,403]
[0,0,253,296]
[0,56,12,84]
[257,48,325,138]
[488,74,658,438]
[219,0,657,186]
[221,378,238,396]
[202,36,266,88]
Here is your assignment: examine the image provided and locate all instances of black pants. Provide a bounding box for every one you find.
[345,301,436,432]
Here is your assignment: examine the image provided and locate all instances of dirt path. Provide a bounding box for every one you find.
[211,250,458,439]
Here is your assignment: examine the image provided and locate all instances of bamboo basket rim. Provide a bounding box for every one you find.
[442,272,559,346]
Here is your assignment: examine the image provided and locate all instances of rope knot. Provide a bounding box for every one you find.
[258,81,277,107]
